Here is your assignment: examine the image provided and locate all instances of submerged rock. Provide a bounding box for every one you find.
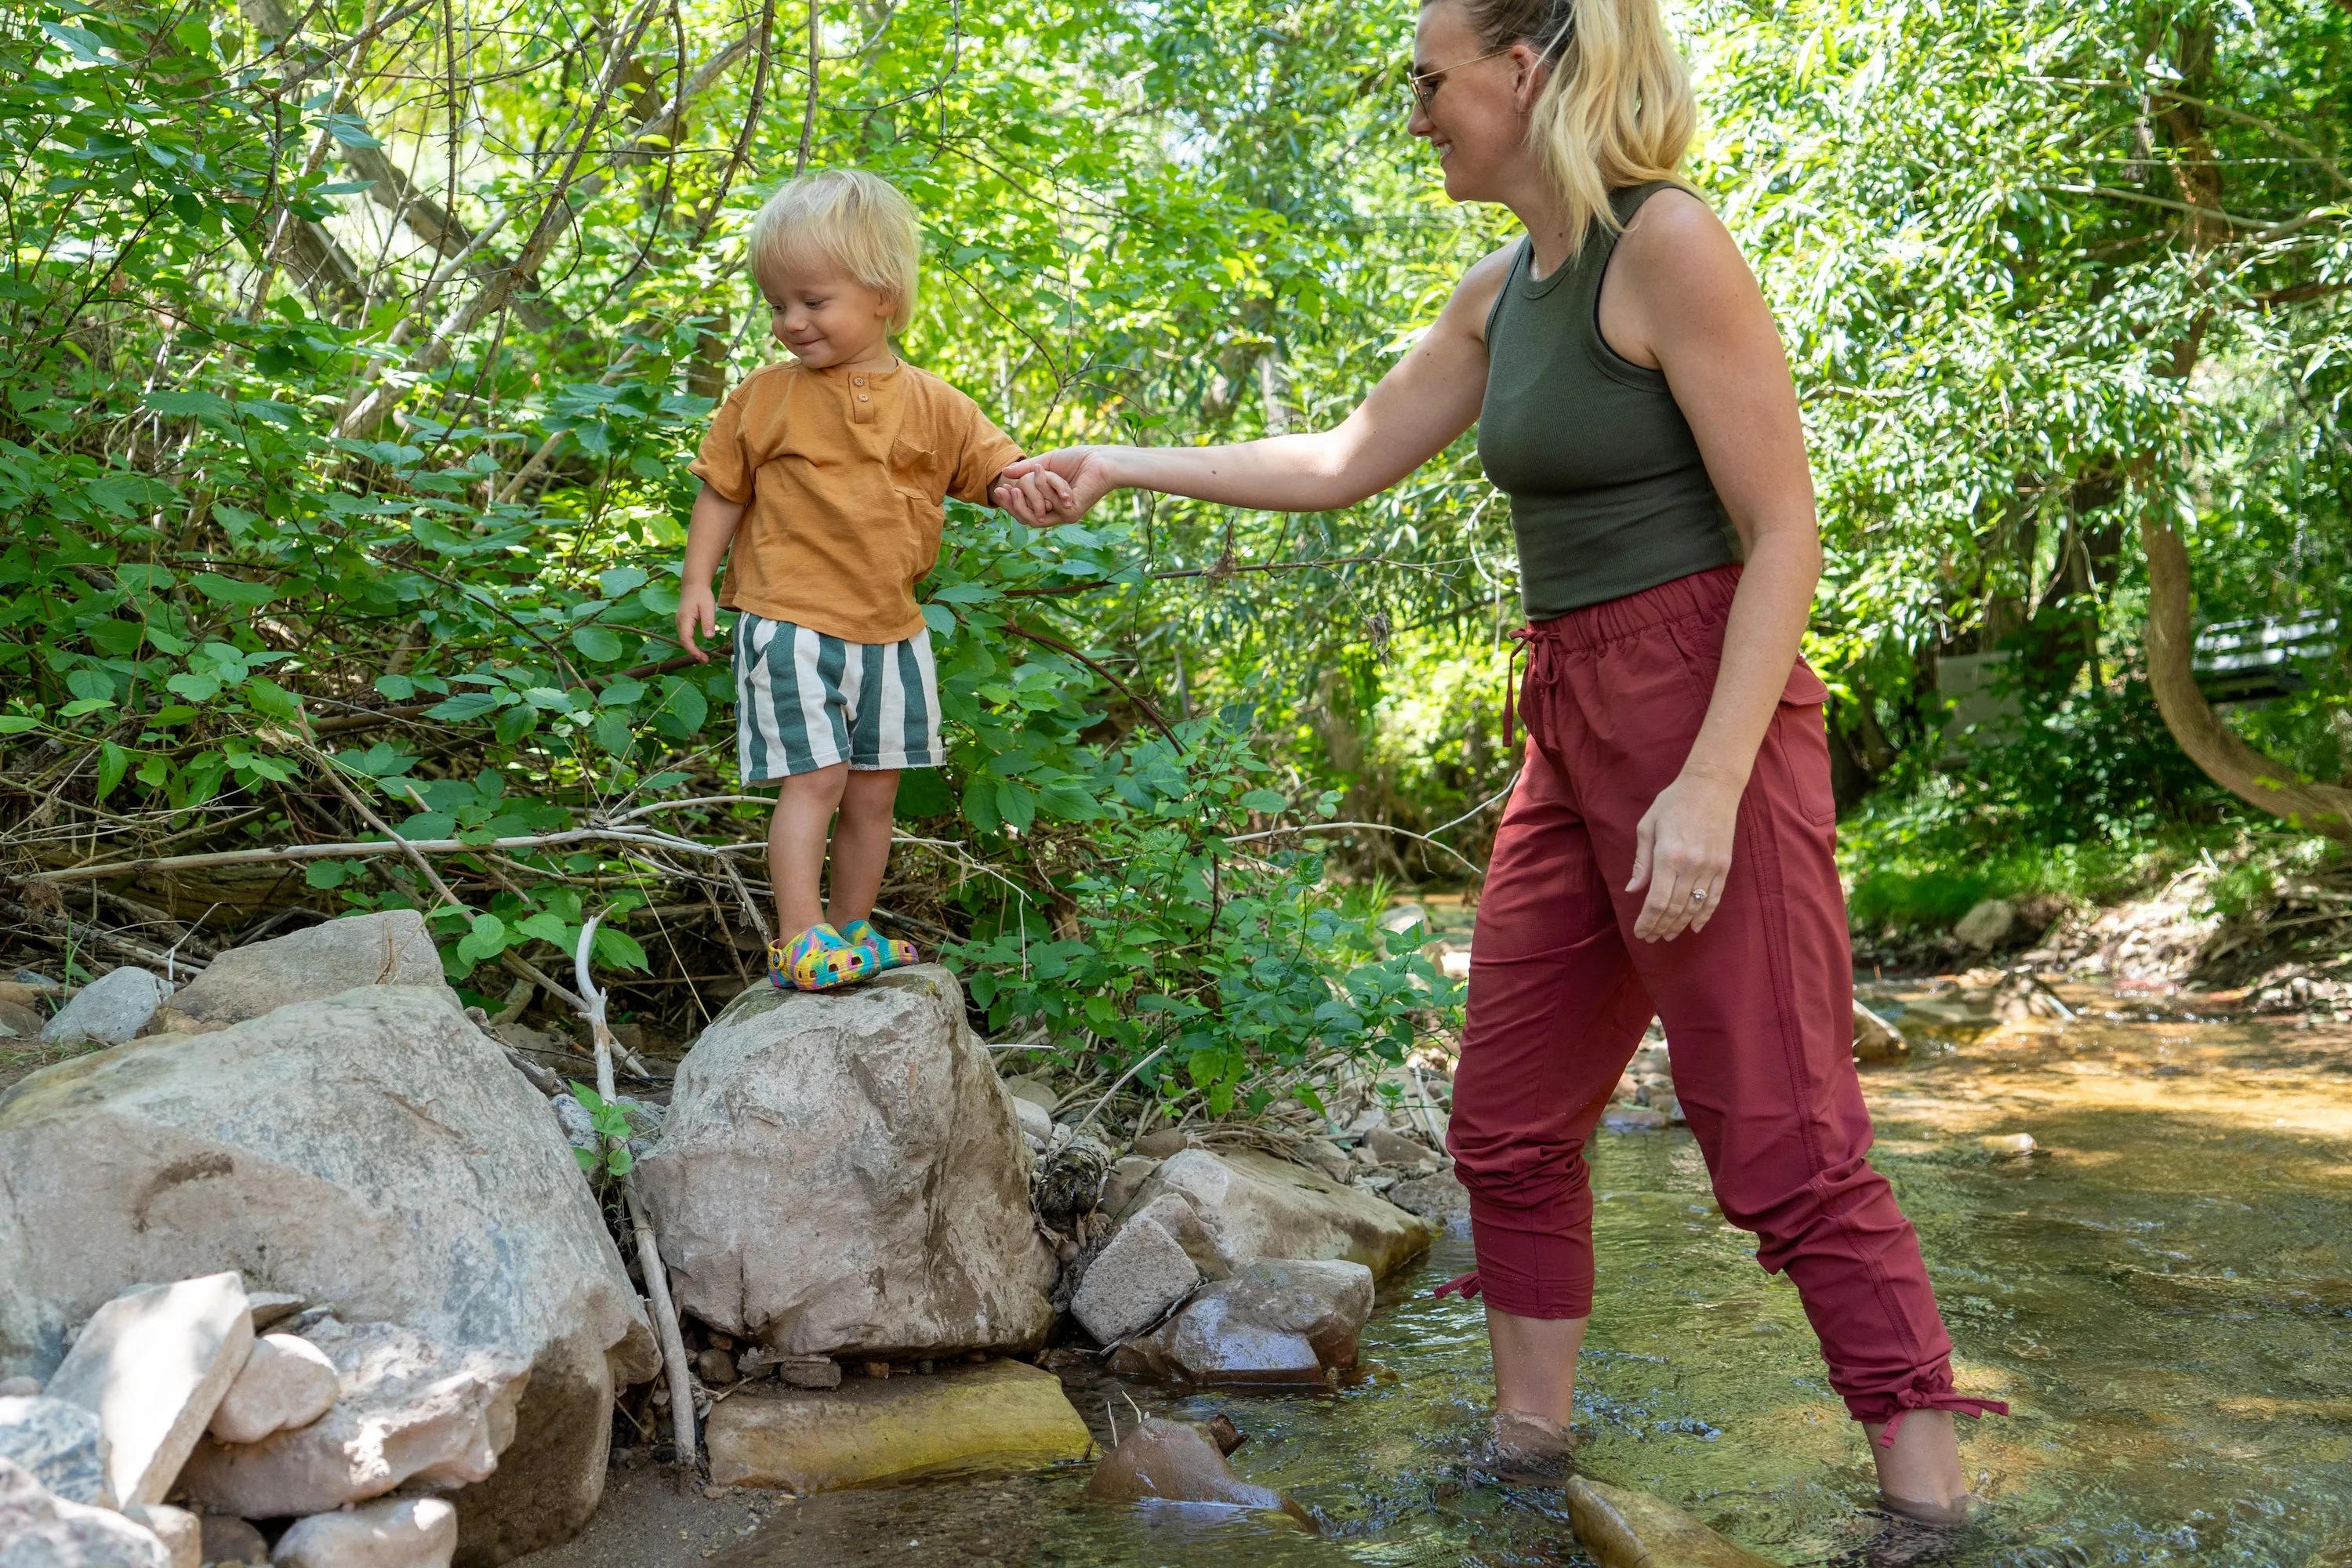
[147,911,447,1035]
[1110,1259,1373,1385]
[0,1455,170,1567]
[1126,1149,1435,1280]
[1084,1415,1310,1524]
[639,968,1056,1361]
[44,1274,253,1509]
[1566,1475,1777,1567]
[703,1359,1091,1494]
[0,986,651,1565]
[39,968,170,1047]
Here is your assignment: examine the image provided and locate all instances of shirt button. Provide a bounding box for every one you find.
[858,393,869,401]
[853,376,865,386]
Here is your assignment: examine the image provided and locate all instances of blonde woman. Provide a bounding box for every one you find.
[996,0,2002,1526]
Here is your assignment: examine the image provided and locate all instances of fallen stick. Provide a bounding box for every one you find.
[14,826,770,887]
[574,915,698,1474]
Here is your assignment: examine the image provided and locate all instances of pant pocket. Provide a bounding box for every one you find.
[1770,662,1838,829]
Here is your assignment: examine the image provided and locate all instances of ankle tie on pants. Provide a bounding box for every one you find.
[1433,1270,1483,1301]
[1873,1376,2010,1448]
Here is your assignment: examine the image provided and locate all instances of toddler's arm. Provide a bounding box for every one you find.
[676,483,748,662]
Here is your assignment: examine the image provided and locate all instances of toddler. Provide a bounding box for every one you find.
[676,169,1069,989]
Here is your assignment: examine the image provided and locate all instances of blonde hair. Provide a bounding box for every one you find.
[1444,0,1696,252]
[748,169,922,332]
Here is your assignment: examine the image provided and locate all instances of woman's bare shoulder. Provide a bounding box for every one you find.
[1617,187,1748,290]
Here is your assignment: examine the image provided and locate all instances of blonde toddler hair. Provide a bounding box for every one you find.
[748,169,922,332]
[1441,0,1696,254]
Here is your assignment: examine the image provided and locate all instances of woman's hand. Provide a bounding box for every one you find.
[675,582,718,662]
[1625,768,1744,941]
[994,447,1116,526]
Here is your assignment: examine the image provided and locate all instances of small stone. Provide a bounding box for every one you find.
[1131,1129,1194,1159]
[704,1360,1090,1494]
[13,969,61,989]
[702,1483,730,1501]
[150,910,448,1036]
[1116,1259,1374,1386]
[209,1334,339,1445]
[45,1273,254,1508]
[123,1502,201,1568]
[774,1356,842,1390]
[271,1495,457,1568]
[1294,1138,1354,1184]
[1000,1076,1058,1112]
[0,980,49,1007]
[1955,898,2020,951]
[0,1395,110,1505]
[1084,1416,1305,1520]
[1565,1475,1777,1568]
[1098,1156,1158,1219]
[862,1362,891,1381]
[1388,1171,1470,1222]
[0,1456,171,1567]
[245,1294,307,1330]
[1852,1000,1909,1062]
[0,996,45,1040]
[1012,1097,1055,1145]
[1981,1133,2037,1156]
[40,967,172,1047]
[199,1514,271,1566]
[0,1377,40,1397]
[694,1348,736,1386]
[1069,1198,1201,1345]
[1361,1127,1440,1173]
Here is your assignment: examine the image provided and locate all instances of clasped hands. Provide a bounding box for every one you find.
[993,448,1105,528]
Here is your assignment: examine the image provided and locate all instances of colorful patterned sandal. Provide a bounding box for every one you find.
[769,923,878,991]
[840,918,918,971]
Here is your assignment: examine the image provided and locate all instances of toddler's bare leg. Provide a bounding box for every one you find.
[826,769,902,929]
[770,764,848,935]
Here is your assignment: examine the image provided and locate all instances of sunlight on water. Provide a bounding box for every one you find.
[718,996,2352,1566]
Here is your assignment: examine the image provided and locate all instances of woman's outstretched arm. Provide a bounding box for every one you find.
[994,244,1517,524]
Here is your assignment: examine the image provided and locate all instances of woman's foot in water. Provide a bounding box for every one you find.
[1472,1407,1573,1486]
[1867,1410,1977,1527]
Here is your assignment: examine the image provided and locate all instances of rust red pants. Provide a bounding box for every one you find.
[1447,566,1994,1430]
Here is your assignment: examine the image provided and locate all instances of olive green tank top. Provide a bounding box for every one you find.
[1477,181,1741,620]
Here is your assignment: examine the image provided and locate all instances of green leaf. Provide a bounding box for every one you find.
[1240,789,1288,814]
[455,913,508,966]
[426,692,503,721]
[66,669,114,702]
[571,624,622,662]
[593,926,649,971]
[192,573,277,608]
[0,717,40,735]
[94,741,128,801]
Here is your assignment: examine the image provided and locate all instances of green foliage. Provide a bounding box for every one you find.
[567,1082,642,1180]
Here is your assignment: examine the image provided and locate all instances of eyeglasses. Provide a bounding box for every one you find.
[1404,43,1517,111]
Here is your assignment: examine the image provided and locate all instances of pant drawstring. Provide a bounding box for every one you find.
[1876,1386,2010,1448]
[1433,1269,1483,1301]
[1502,628,1537,751]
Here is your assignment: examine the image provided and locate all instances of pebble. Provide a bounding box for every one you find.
[1981,1133,2038,1156]
[38,967,172,1047]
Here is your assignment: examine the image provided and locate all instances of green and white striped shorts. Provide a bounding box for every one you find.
[732,614,945,782]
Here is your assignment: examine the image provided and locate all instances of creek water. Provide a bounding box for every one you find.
[700,989,2352,1567]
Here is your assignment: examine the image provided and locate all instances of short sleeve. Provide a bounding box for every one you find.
[945,397,1025,506]
[688,379,760,503]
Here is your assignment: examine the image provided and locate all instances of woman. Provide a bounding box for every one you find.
[993,0,2001,1524]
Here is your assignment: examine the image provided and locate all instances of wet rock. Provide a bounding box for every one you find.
[638,968,1055,1362]
[1388,1171,1470,1222]
[0,986,651,1565]
[1112,1259,1374,1385]
[0,1455,170,1567]
[40,968,171,1047]
[1099,1156,1160,1220]
[1955,898,2020,951]
[121,1503,199,1568]
[1126,1149,1436,1281]
[704,1359,1090,1494]
[1853,1001,1909,1062]
[1069,1198,1200,1345]
[0,1395,109,1505]
[1084,1415,1308,1523]
[179,1319,528,1519]
[1902,994,1997,1029]
[45,1275,253,1508]
[209,1334,339,1445]
[1600,1106,1671,1133]
[1360,1127,1440,1174]
[146,912,446,1036]
[272,1495,457,1568]
[199,1513,270,1565]
[1565,1475,1777,1568]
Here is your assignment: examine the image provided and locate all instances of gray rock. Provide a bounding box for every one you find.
[0,986,652,1565]
[0,997,47,1040]
[198,1514,270,1566]
[1013,1096,1054,1146]
[1113,1259,1374,1385]
[40,969,171,1047]
[271,1496,457,1568]
[1294,1138,1354,1184]
[147,911,447,1035]
[245,1294,306,1331]
[638,968,1056,1360]
[1098,1156,1159,1220]
[45,1276,253,1508]
[0,1377,38,1398]
[1955,897,2020,951]
[121,1504,199,1568]
[208,1334,339,1445]
[1852,1000,1909,1062]
[0,1395,108,1505]
[1127,1149,1436,1281]
[1069,1196,1200,1345]
[1000,1076,1058,1112]
[1388,1171,1470,1222]
[180,1319,527,1519]
[1360,1127,1440,1173]
[0,1456,170,1567]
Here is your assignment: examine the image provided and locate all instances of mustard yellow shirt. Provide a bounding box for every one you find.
[689,359,1024,644]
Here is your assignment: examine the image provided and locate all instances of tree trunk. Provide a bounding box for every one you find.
[2138,511,2352,836]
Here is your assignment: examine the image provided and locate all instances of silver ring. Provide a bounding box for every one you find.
[1690,888,1708,905]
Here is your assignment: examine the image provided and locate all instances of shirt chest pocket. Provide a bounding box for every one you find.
[889,432,945,503]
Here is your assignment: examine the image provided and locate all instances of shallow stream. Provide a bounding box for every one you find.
[590,991,2352,1566]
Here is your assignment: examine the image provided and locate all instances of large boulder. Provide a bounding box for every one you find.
[1127,1149,1436,1280]
[0,986,650,1566]
[149,911,448,1035]
[639,968,1056,1359]
[44,1275,253,1508]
